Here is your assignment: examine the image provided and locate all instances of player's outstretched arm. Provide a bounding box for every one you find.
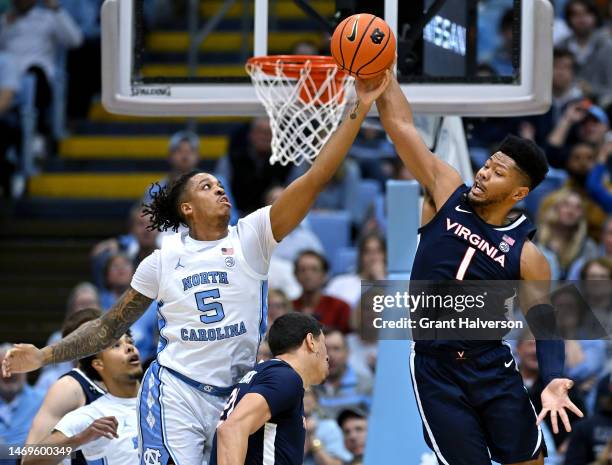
[216,393,272,465]
[2,288,152,376]
[22,417,118,465]
[376,76,462,209]
[269,72,391,241]
[520,242,584,434]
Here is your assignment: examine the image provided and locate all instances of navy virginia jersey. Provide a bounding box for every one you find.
[209,359,305,465]
[411,184,536,351]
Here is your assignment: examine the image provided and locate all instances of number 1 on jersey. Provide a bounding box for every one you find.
[456,247,476,280]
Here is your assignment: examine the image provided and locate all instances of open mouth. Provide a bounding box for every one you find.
[128,354,140,365]
[219,196,231,206]
[472,181,486,195]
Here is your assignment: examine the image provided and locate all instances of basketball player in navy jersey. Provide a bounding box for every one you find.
[375,76,584,465]
[209,313,328,465]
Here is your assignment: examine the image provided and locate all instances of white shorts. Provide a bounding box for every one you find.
[137,361,228,465]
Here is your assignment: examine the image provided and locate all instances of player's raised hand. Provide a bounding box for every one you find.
[1,343,45,377]
[537,378,584,434]
[75,417,119,443]
[354,69,391,107]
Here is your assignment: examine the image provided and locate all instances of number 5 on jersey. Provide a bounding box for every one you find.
[195,289,225,324]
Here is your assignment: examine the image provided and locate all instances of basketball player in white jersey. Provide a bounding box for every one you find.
[23,333,142,465]
[3,73,391,465]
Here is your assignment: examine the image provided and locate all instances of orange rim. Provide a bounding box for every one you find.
[246,55,347,82]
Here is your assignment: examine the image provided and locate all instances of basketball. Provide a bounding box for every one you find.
[330,13,396,79]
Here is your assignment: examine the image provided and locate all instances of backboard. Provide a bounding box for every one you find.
[101,0,553,117]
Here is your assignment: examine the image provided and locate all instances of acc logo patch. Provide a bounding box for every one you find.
[499,241,510,253]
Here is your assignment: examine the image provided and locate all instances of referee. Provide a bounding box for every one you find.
[209,313,329,465]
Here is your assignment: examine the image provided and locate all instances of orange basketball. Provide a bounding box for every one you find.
[330,13,396,79]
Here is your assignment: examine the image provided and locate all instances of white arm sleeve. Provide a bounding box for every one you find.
[236,206,278,276]
[130,250,161,299]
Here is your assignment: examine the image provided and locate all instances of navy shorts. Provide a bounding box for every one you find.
[409,343,547,465]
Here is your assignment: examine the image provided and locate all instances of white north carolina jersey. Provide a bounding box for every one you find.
[54,394,138,465]
[131,206,277,387]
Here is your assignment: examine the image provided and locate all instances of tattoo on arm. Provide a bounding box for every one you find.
[350,101,360,120]
[49,288,153,364]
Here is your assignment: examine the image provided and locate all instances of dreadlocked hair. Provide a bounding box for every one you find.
[143,170,203,232]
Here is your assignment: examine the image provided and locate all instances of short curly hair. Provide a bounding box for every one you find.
[143,170,203,232]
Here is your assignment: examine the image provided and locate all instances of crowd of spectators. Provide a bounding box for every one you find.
[1,0,612,464]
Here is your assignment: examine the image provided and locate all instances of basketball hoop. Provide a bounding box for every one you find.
[246,55,354,166]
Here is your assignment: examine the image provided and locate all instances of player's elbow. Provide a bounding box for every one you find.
[217,419,247,442]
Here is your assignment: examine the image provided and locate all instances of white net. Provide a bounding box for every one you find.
[246,56,355,166]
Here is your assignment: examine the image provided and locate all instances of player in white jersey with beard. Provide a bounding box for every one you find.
[2,73,390,465]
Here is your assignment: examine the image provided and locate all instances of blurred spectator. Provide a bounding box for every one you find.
[547,100,610,168]
[61,0,102,120]
[288,159,362,226]
[292,250,351,334]
[543,142,609,240]
[527,49,584,147]
[558,0,612,106]
[567,214,612,280]
[91,204,159,287]
[337,408,368,465]
[580,258,612,340]
[215,117,291,215]
[0,343,44,447]
[98,253,158,363]
[0,51,20,198]
[314,329,373,419]
[303,389,351,465]
[33,282,100,392]
[99,253,134,310]
[267,288,291,327]
[537,189,599,277]
[552,0,573,45]
[264,186,321,299]
[0,0,83,144]
[564,374,612,465]
[586,140,612,213]
[27,309,106,465]
[488,8,515,76]
[326,232,386,311]
[144,131,202,204]
[516,331,586,451]
[551,287,606,391]
[346,288,381,379]
[348,119,395,188]
[265,185,324,262]
[464,65,522,168]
